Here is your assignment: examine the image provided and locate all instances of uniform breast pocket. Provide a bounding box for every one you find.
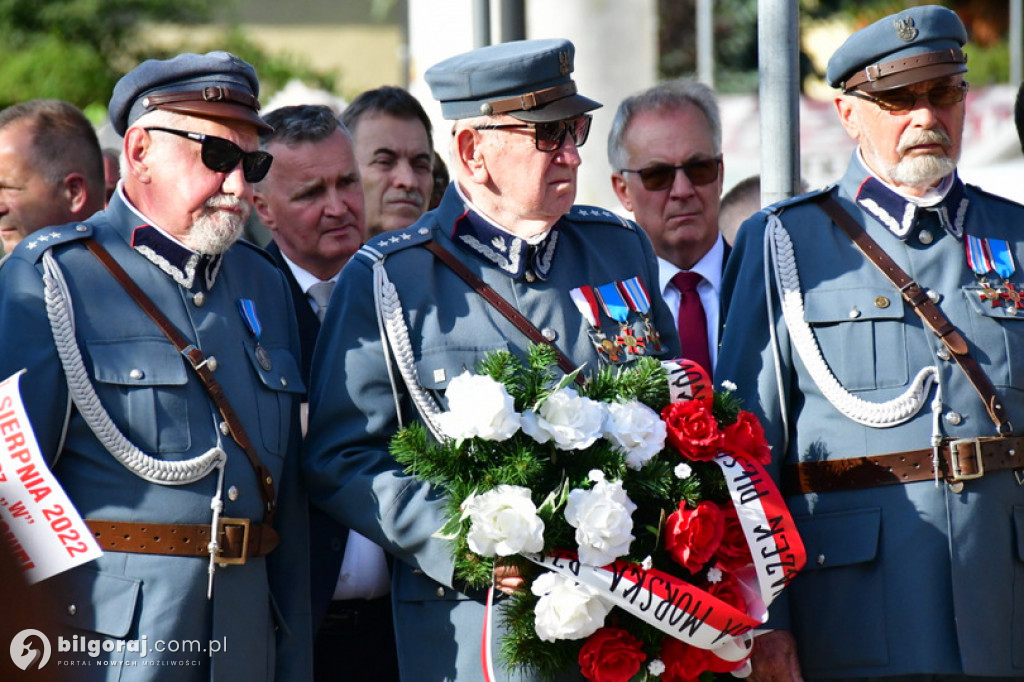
[243,343,305,457]
[88,338,190,453]
[963,288,1024,388]
[803,288,908,391]
[415,344,508,394]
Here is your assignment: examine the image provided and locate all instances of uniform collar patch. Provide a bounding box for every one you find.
[856,175,968,242]
[451,209,559,281]
[130,224,223,291]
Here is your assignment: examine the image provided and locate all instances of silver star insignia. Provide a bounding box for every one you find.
[37,234,50,242]
[26,241,38,249]
[390,236,401,244]
[49,231,61,239]
[401,233,412,240]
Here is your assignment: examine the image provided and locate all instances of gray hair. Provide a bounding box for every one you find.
[607,80,722,171]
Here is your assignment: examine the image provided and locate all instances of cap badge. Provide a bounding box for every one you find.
[558,51,571,76]
[894,16,918,42]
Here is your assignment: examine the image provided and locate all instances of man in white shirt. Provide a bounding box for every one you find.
[608,80,728,375]
[252,104,398,682]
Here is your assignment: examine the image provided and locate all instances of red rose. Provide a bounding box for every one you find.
[658,637,709,682]
[713,504,754,573]
[578,627,646,682]
[661,400,723,462]
[664,501,724,574]
[721,410,771,465]
[705,569,748,616]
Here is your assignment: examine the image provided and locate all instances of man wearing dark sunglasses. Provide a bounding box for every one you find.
[303,38,679,682]
[0,52,311,680]
[717,6,1024,682]
[609,80,728,378]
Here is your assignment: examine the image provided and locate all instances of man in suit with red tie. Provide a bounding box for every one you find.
[608,80,730,375]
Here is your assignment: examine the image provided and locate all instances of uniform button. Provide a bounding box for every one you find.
[219,421,230,436]
[945,411,963,426]
[873,296,890,309]
[936,347,951,361]
[412,568,424,575]
[76,225,88,232]
[227,486,239,501]
[927,290,940,303]
[524,271,536,283]
[848,307,861,319]
[918,230,934,245]
[67,604,77,616]
[193,292,206,307]
[542,327,557,341]
[129,368,144,380]
[436,587,446,598]
[816,554,825,566]
[280,376,288,387]
[418,228,430,235]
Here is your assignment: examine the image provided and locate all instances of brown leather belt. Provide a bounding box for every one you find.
[86,518,279,565]
[782,436,1024,495]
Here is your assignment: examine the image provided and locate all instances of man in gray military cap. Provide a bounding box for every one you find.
[717,5,1024,682]
[303,38,678,680]
[0,51,311,680]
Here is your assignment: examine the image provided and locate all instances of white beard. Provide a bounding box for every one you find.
[184,195,248,255]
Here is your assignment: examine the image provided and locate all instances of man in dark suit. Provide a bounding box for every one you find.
[252,104,398,681]
[608,80,730,376]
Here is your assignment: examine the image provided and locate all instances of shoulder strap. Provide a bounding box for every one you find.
[423,240,585,387]
[83,239,279,521]
[815,193,1011,435]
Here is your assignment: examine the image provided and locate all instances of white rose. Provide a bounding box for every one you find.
[564,478,637,566]
[603,400,667,469]
[521,387,605,451]
[462,485,545,557]
[436,371,521,441]
[530,571,612,642]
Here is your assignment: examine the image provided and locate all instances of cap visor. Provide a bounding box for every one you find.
[858,63,968,93]
[509,94,602,122]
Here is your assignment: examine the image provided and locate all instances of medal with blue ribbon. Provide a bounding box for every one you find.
[619,277,661,351]
[966,236,1018,311]
[596,282,647,356]
[237,298,273,371]
[571,286,622,363]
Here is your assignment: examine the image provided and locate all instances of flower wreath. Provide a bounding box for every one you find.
[390,345,805,682]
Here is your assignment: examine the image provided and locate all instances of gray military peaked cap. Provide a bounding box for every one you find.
[826,4,968,93]
[424,38,601,122]
[109,51,272,136]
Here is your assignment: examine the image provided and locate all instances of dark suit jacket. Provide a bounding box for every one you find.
[265,240,347,630]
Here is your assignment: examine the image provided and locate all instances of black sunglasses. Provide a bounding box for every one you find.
[620,157,722,192]
[845,82,969,113]
[145,127,274,183]
[472,114,592,153]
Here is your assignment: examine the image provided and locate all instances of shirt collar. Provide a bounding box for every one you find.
[120,186,225,291]
[854,149,969,241]
[450,182,559,281]
[657,235,725,296]
[279,250,336,293]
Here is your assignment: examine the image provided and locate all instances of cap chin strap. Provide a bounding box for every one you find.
[843,47,966,91]
[479,81,577,116]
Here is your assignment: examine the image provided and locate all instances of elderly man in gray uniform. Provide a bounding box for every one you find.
[717,5,1024,682]
[303,39,678,681]
[0,52,311,680]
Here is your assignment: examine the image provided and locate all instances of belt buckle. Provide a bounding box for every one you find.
[949,438,986,482]
[216,517,250,566]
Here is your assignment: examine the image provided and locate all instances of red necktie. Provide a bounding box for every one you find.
[671,271,711,376]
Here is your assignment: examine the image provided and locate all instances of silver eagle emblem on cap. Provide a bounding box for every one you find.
[894,17,918,42]
[558,51,571,76]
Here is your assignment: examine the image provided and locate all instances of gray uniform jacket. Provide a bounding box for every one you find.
[0,193,312,681]
[303,183,680,681]
[716,153,1024,679]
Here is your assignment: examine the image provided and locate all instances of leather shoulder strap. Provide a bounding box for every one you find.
[815,193,1011,434]
[84,239,279,520]
[423,240,585,386]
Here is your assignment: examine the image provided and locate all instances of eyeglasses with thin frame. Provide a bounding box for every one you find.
[844,82,969,114]
[472,114,592,153]
[144,127,274,183]
[619,157,723,192]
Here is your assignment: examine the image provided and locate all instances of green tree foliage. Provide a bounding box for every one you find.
[0,0,337,113]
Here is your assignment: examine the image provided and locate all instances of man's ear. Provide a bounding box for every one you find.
[251,192,277,232]
[61,173,89,215]
[834,95,861,142]
[455,127,489,183]
[123,127,153,183]
[611,173,634,213]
